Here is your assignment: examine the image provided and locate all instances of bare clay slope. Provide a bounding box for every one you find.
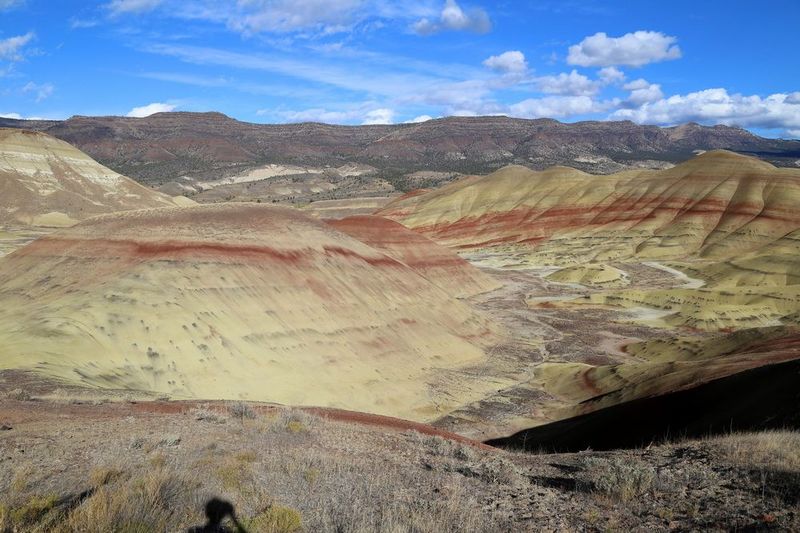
[0,128,189,227]
[380,150,800,262]
[0,204,506,421]
[381,151,800,330]
[327,215,500,298]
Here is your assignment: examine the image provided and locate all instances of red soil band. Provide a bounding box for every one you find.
[15,237,406,268]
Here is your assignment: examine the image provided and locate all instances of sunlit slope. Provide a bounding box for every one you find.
[0,204,504,420]
[381,151,800,331]
[0,128,189,227]
[328,215,500,298]
[379,151,800,264]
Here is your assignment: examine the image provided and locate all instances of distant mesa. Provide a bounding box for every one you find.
[0,128,192,227]
[2,112,798,188]
[0,203,504,421]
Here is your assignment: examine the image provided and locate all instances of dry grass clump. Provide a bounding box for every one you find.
[407,431,479,461]
[0,494,60,531]
[581,456,656,502]
[61,468,201,532]
[191,405,227,424]
[267,409,320,435]
[3,388,32,401]
[228,402,257,422]
[242,504,303,533]
[710,430,800,471]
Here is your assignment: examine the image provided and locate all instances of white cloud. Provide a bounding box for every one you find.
[126,102,176,117]
[0,32,35,61]
[567,31,681,67]
[509,95,610,118]
[263,104,396,125]
[407,114,433,123]
[264,107,351,122]
[70,18,100,29]
[483,51,527,74]
[22,81,54,102]
[225,0,364,34]
[105,0,162,16]
[361,108,395,125]
[622,78,663,106]
[148,43,442,99]
[0,112,52,120]
[0,0,24,10]
[610,88,800,134]
[598,66,625,85]
[413,0,491,35]
[787,129,800,138]
[535,70,599,96]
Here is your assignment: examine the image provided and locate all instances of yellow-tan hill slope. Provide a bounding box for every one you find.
[0,203,506,421]
[0,128,191,227]
[380,151,800,331]
[378,150,800,265]
[327,215,500,298]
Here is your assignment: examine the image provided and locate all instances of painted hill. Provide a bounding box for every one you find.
[379,150,800,264]
[0,128,190,227]
[380,151,800,331]
[2,113,798,187]
[0,203,505,421]
[327,215,499,298]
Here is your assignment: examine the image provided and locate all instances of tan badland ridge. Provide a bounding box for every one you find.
[0,203,507,421]
[379,150,800,264]
[380,150,800,331]
[0,128,192,227]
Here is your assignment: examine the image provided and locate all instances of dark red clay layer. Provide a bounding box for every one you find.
[12,237,406,268]
[407,196,800,247]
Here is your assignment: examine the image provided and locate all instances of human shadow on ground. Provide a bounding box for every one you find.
[188,498,246,533]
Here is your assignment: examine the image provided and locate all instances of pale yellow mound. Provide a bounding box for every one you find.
[0,203,505,421]
[0,128,193,226]
[303,197,395,219]
[546,264,629,288]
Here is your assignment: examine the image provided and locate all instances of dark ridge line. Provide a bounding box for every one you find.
[487,357,800,453]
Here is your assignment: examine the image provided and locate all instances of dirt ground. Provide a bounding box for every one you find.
[0,392,797,532]
[430,260,716,439]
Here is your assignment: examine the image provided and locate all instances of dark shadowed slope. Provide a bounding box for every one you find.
[488,355,800,453]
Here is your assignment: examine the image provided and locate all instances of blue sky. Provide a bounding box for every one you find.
[1,0,799,137]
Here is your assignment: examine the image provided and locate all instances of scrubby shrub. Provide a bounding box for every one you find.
[65,468,197,531]
[191,405,227,424]
[269,409,318,435]
[229,402,257,422]
[5,388,31,401]
[581,456,656,501]
[244,504,303,533]
[6,494,60,529]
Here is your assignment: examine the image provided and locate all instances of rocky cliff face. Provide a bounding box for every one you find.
[2,113,797,187]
